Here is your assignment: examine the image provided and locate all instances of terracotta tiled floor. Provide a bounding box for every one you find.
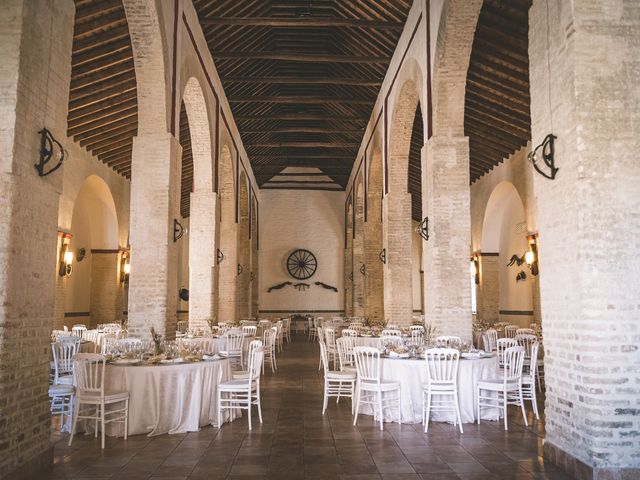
[48,337,574,479]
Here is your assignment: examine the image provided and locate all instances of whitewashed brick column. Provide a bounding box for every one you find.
[353,201,366,317]
[217,221,238,322]
[382,192,413,326]
[0,1,74,477]
[364,217,384,322]
[188,191,217,329]
[236,183,251,318]
[128,133,181,340]
[90,251,120,327]
[422,139,472,340]
[477,254,499,324]
[529,1,640,477]
[344,241,353,316]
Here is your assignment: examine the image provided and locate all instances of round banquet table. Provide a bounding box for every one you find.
[359,355,501,424]
[100,359,233,437]
[353,336,382,348]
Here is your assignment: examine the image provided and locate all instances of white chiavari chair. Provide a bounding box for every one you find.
[410,329,424,346]
[341,328,358,338]
[422,348,463,433]
[262,327,277,373]
[483,329,498,352]
[516,328,535,336]
[497,338,517,368]
[51,341,77,385]
[320,342,356,415]
[516,341,540,420]
[352,347,402,431]
[242,325,257,337]
[324,327,338,370]
[335,336,356,373]
[68,353,129,448]
[477,346,527,430]
[380,335,404,349]
[217,341,264,430]
[504,325,518,338]
[221,329,245,370]
[381,329,401,337]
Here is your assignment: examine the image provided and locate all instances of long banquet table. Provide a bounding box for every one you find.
[100,358,233,437]
[360,355,501,424]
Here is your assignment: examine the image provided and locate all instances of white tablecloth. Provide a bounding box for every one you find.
[102,359,232,437]
[354,337,383,348]
[360,356,501,424]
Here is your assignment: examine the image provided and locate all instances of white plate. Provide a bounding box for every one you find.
[160,358,183,364]
[111,358,140,365]
[202,354,221,361]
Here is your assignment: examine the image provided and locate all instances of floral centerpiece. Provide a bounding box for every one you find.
[149,326,163,356]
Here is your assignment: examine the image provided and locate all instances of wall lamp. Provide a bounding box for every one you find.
[470,254,480,285]
[526,234,539,276]
[120,251,130,284]
[58,232,73,277]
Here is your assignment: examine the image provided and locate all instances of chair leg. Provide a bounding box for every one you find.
[503,392,508,431]
[454,392,464,434]
[353,386,361,426]
[216,390,222,428]
[519,387,528,427]
[397,387,402,425]
[424,391,431,432]
[256,386,263,424]
[476,387,481,425]
[531,386,540,420]
[247,394,252,431]
[68,401,79,447]
[101,402,106,449]
[322,380,328,415]
[124,399,129,440]
[377,391,384,431]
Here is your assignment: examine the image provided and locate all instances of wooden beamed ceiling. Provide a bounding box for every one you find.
[179,104,194,218]
[68,0,137,178]
[408,104,423,222]
[194,0,412,189]
[465,0,532,183]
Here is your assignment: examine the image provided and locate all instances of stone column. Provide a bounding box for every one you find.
[0,1,74,477]
[188,191,217,329]
[422,139,472,340]
[364,218,384,322]
[382,192,413,326]
[217,221,238,322]
[477,253,499,324]
[529,1,640,477]
[352,226,366,317]
[128,133,181,340]
[89,250,120,327]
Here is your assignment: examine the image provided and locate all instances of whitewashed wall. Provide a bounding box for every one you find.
[259,190,345,314]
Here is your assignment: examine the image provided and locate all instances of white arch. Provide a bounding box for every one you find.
[480,181,525,253]
[182,77,214,191]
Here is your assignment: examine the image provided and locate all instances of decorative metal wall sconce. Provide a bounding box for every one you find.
[516,271,527,282]
[526,234,539,276]
[216,249,224,264]
[173,219,185,242]
[179,288,189,301]
[36,128,65,177]
[120,251,130,284]
[379,248,386,264]
[250,271,255,281]
[360,264,366,275]
[348,272,353,281]
[470,255,480,285]
[237,264,243,275]
[58,240,73,277]
[77,248,86,262]
[529,134,558,180]
[416,216,429,241]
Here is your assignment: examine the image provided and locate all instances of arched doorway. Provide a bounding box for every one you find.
[479,181,534,327]
[181,78,216,330]
[66,176,120,329]
[409,104,424,319]
[217,145,237,322]
[385,78,422,326]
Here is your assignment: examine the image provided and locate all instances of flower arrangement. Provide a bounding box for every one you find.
[149,326,163,355]
[423,323,438,345]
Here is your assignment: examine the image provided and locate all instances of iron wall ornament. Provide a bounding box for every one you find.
[267,281,292,292]
[76,248,86,262]
[173,219,185,242]
[217,249,224,264]
[529,134,558,180]
[359,264,366,275]
[36,128,65,177]
[416,216,429,241]
[237,264,243,275]
[293,282,310,291]
[315,281,338,292]
[379,248,386,264]
[179,288,189,301]
[286,249,318,280]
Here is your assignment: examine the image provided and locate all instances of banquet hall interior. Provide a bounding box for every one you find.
[1,0,638,479]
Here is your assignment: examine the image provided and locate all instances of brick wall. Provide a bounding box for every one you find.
[0,1,74,477]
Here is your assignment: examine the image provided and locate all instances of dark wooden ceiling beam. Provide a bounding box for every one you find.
[70,66,135,92]
[69,81,136,111]
[68,100,137,129]
[243,127,362,134]
[68,109,137,136]
[199,17,404,29]
[68,90,137,121]
[236,113,365,122]
[229,95,372,105]
[246,141,358,148]
[83,125,138,151]
[93,137,133,156]
[221,75,382,86]
[71,36,131,67]
[74,115,138,142]
[213,51,387,64]
[250,154,353,160]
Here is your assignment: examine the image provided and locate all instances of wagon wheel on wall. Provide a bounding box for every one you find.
[286,249,318,280]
